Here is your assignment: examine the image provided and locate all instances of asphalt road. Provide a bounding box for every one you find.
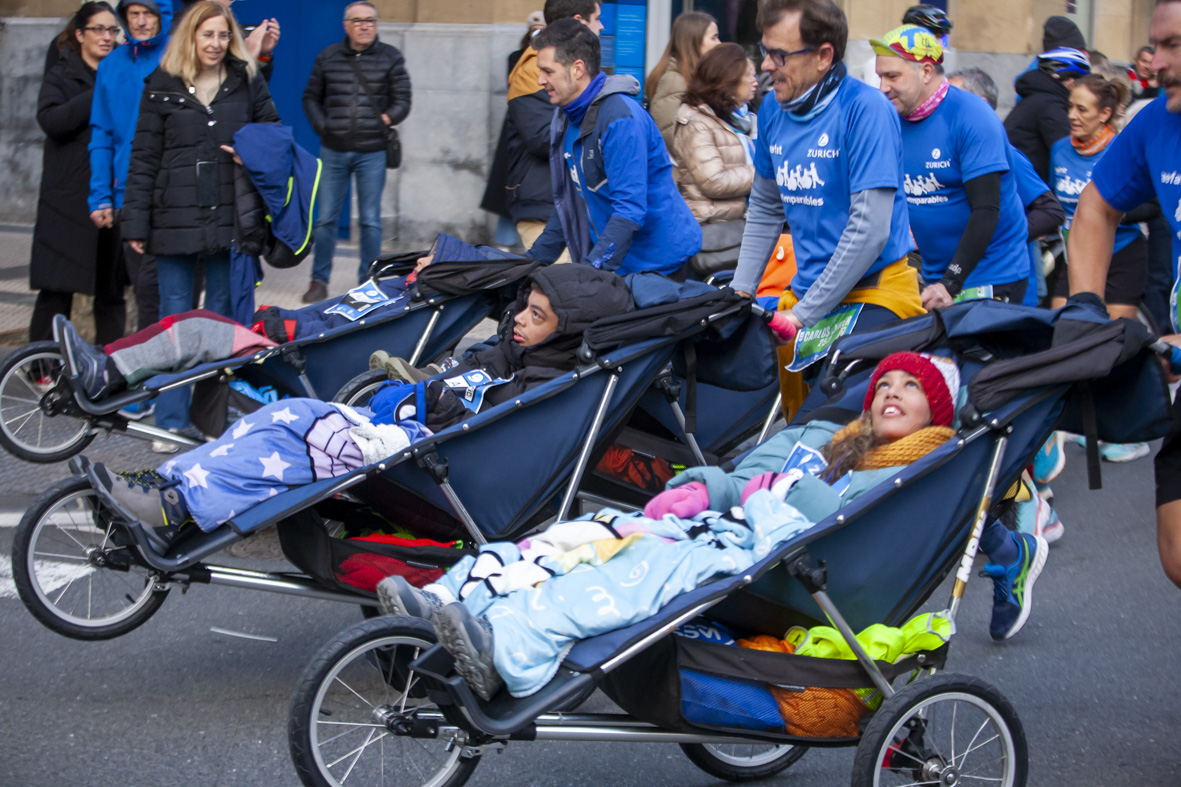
[1,437,1180,786]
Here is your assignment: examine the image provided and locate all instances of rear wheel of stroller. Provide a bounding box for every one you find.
[289,615,481,787]
[680,741,807,781]
[851,672,1028,787]
[332,369,392,409]
[11,477,169,639]
[0,342,95,463]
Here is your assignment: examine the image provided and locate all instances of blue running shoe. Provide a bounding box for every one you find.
[981,533,1048,641]
[121,399,155,421]
[1032,432,1065,485]
[1100,442,1150,463]
[55,315,116,399]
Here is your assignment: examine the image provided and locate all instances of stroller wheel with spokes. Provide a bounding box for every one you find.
[11,477,168,639]
[680,740,807,782]
[851,673,1027,787]
[0,342,95,463]
[289,615,481,787]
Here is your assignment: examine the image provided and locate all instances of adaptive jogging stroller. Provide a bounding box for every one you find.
[0,252,538,463]
[283,299,1173,787]
[10,287,777,643]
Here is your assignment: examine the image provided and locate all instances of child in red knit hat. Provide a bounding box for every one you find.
[646,350,1047,642]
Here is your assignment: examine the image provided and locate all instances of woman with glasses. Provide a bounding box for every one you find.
[29,2,126,348]
[121,0,279,451]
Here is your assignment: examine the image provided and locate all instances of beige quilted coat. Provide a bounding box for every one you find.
[649,60,688,151]
[671,102,754,224]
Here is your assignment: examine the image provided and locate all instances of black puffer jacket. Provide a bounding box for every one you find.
[1004,70,1070,185]
[30,49,110,294]
[121,57,279,256]
[302,37,411,154]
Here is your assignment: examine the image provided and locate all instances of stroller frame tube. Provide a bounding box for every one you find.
[667,400,709,467]
[201,564,380,606]
[948,429,1011,622]
[557,372,622,521]
[408,306,443,367]
[810,589,896,701]
[437,478,489,546]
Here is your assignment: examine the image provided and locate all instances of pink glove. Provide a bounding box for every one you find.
[644,482,710,520]
[741,472,786,505]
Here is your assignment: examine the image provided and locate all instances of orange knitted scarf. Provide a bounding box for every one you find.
[830,418,956,470]
[1071,124,1116,157]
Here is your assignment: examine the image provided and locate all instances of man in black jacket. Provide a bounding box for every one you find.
[302,0,411,302]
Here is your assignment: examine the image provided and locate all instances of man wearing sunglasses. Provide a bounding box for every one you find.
[302,0,412,303]
[730,0,920,375]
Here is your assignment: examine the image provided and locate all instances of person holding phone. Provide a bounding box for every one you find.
[121,0,278,451]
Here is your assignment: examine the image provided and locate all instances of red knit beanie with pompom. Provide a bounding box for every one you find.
[863,352,957,428]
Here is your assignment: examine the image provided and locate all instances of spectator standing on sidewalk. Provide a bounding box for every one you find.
[88,0,173,331]
[30,2,126,346]
[174,0,280,78]
[120,0,279,450]
[502,0,603,257]
[646,10,720,151]
[302,1,411,302]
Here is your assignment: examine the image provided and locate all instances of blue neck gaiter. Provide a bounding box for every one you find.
[562,72,607,126]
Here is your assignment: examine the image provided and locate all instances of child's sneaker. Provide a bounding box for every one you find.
[1100,442,1150,463]
[433,602,502,701]
[377,575,443,622]
[981,533,1048,641]
[1032,432,1065,485]
[89,463,191,552]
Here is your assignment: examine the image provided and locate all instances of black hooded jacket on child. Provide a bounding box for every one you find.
[369,264,635,431]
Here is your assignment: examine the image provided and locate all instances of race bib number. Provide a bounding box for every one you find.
[444,369,513,413]
[788,303,864,372]
[323,282,395,321]
[953,285,994,303]
[774,443,853,497]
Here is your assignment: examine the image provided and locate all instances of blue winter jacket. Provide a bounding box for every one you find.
[529,75,702,276]
[88,0,173,212]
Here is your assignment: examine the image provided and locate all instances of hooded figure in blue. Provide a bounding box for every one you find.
[525,19,701,277]
[88,0,172,216]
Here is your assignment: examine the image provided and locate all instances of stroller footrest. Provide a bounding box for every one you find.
[411,644,598,737]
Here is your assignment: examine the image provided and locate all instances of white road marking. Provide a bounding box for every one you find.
[0,554,93,600]
[0,512,24,528]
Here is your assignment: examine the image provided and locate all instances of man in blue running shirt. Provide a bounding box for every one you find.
[1067,0,1181,589]
[730,0,921,357]
[875,25,1032,310]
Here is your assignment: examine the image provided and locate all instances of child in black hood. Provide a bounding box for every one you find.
[369,264,635,430]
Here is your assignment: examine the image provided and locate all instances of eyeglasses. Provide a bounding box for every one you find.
[82,25,120,36]
[347,18,377,27]
[198,30,233,43]
[758,41,813,67]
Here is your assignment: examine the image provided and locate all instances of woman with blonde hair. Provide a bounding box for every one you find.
[121,0,279,449]
[646,11,720,150]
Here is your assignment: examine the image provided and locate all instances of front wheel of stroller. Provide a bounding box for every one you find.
[332,369,391,409]
[12,477,169,640]
[0,342,95,463]
[289,615,481,787]
[680,741,807,782]
[851,672,1028,787]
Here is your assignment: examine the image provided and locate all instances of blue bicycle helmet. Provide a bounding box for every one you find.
[1038,47,1091,78]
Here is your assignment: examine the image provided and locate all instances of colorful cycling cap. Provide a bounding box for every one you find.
[870,24,944,66]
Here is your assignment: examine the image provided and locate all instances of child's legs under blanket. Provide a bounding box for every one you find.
[157,399,370,531]
[104,309,276,387]
[474,534,760,697]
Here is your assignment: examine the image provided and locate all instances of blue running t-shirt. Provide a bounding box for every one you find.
[1051,137,1143,253]
[1011,146,1050,306]
[1090,96,1181,329]
[900,87,1030,289]
[754,77,912,296]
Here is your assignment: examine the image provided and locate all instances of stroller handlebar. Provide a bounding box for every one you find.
[1151,340,1181,375]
